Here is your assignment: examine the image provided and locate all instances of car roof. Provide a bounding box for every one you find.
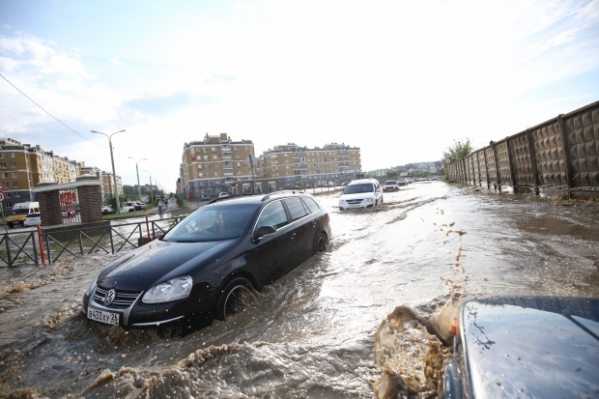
[459,296,599,398]
[347,179,376,185]
[207,192,316,206]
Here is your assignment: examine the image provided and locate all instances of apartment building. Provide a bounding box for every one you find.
[257,142,361,188]
[0,139,79,208]
[78,166,123,199]
[180,133,256,198]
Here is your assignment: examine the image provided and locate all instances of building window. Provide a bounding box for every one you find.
[0,154,4,158]
[10,162,16,168]
[0,163,5,169]
[13,182,18,187]
[197,164,203,170]
[211,147,216,152]
[10,153,15,158]
[198,172,203,177]
[214,172,219,177]
[11,172,17,178]
[212,155,218,160]
[6,193,10,198]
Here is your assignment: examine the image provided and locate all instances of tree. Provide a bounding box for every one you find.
[446,138,473,163]
[443,138,473,180]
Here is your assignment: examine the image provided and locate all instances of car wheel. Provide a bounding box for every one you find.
[314,233,327,253]
[7,223,13,228]
[215,277,255,321]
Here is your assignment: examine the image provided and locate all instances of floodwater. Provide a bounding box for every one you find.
[1,182,598,398]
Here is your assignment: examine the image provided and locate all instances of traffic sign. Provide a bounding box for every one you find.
[0,192,5,203]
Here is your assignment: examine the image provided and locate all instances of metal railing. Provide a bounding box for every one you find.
[0,215,186,268]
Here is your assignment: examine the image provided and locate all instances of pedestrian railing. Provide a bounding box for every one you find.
[0,214,187,268]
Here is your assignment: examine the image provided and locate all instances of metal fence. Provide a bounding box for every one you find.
[447,100,599,196]
[0,215,186,268]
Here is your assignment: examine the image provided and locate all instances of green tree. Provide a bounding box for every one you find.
[446,138,473,163]
[442,137,473,180]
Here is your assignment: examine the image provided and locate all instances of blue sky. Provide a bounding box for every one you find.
[1,0,598,192]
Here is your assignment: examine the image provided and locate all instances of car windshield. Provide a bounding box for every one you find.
[384,181,395,184]
[164,203,260,242]
[343,183,374,194]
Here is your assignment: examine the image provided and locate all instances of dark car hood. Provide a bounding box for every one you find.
[460,296,599,398]
[97,239,235,291]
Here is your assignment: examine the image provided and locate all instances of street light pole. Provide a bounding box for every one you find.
[129,157,147,202]
[91,129,125,214]
[143,170,153,203]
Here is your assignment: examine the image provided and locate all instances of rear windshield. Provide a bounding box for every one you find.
[343,183,374,194]
[164,203,260,242]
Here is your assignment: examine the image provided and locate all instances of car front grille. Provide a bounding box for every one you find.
[94,286,142,309]
[346,199,364,205]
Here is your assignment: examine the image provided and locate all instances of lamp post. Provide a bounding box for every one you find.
[91,129,125,214]
[129,157,147,203]
[142,170,153,203]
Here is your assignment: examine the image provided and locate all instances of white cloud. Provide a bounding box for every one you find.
[1,0,598,192]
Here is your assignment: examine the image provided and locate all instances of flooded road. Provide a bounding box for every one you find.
[1,182,598,398]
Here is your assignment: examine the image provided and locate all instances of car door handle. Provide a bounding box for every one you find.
[290,232,296,239]
[312,220,317,227]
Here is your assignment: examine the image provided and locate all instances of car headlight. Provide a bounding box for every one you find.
[142,276,193,304]
[364,197,374,203]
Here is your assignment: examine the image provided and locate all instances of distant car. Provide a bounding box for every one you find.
[338,179,383,210]
[82,192,331,335]
[23,213,42,227]
[443,296,599,398]
[121,205,136,212]
[200,194,210,201]
[218,192,230,198]
[101,205,113,214]
[383,180,399,191]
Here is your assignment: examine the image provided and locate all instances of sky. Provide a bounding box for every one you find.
[1,0,598,193]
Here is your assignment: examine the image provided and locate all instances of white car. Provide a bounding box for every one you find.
[338,179,383,211]
[23,212,42,227]
[383,180,399,191]
[101,205,113,214]
[121,205,136,212]
[218,192,230,198]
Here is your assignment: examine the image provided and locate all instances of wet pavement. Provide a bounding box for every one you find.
[0,182,598,398]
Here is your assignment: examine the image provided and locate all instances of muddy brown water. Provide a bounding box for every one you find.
[1,182,598,398]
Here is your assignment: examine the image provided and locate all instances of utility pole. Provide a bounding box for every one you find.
[91,129,125,214]
[129,157,147,202]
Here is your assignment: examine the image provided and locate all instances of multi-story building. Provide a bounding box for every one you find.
[0,138,107,209]
[179,133,256,198]
[0,139,76,207]
[78,166,122,199]
[257,142,361,189]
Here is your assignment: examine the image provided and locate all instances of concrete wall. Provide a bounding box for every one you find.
[448,100,599,197]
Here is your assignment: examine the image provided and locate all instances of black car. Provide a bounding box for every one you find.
[82,192,331,334]
[443,296,599,398]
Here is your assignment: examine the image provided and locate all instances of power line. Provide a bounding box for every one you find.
[0,72,103,147]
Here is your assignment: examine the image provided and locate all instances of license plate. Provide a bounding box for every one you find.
[87,307,120,326]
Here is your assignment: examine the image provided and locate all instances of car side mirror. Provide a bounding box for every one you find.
[252,225,276,242]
